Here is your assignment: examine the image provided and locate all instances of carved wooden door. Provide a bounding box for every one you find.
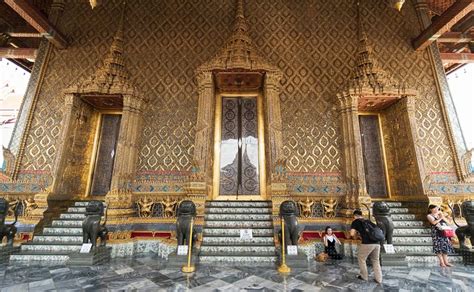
[90,114,121,196]
[219,97,259,196]
[359,115,389,198]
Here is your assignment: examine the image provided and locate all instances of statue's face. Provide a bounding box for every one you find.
[86,201,104,215]
[281,201,297,215]
[178,200,196,215]
[373,201,390,215]
[461,201,474,222]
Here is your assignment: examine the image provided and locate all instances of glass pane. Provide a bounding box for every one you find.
[219,98,239,195]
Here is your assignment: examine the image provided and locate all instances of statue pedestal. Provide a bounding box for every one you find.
[380,252,408,267]
[67,246,112,266]
[166,250,199,268]
[277,248,308,268]
[455,248,474,266]
[0,246,20,263]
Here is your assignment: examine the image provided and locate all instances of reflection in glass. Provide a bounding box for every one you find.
[219,97,259,196]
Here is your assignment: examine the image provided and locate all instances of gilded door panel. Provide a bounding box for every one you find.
[359,115,388,198]
[219,97,259,196]
[90,114,121,196]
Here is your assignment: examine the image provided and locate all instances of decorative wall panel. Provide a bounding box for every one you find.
[12,0,463,195]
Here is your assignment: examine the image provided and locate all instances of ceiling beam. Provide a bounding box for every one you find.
[437,32,473,43]
[440,52,474,63]
[0,47,37,59]
[451,11,474,33]
[412,0,474,51]
[4,0,67,49]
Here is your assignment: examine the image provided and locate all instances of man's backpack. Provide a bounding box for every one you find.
[362,219,385,242]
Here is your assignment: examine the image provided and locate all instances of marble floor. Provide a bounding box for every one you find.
[0,254,473,292]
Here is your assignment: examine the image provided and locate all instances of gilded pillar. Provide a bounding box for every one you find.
[193,71,215,184]
[264,71,284,173]
[107,93,146,219]
[338,93,369,211]
[401,96,426,195]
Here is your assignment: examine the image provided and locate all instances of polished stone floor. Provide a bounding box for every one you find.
[0,254,473,292]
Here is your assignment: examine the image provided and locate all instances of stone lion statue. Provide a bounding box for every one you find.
[0,198,18,247]
[176,200,197,246]
[82,201,108,249]
[279,200,299,253]
[452,201,474,250]
[373,201,394,245]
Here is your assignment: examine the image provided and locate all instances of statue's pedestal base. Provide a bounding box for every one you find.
[277,248,308,268]
[455,248,474,266]
[67,246,112,266]
[380,253,408,267]
[0,246,20,263]
[166,250,199,268]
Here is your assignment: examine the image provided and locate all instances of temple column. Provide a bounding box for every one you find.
[106,93,146,219]
[338,93,370,212]
[192,71,215,192]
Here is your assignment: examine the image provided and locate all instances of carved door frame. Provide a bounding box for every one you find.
[193,70,283,201]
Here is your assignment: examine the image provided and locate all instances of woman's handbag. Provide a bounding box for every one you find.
[438,225,455,238]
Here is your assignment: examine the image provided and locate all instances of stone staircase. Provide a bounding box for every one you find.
[387,201,462,263]
[199,200,276,265]
[10,201,89,262]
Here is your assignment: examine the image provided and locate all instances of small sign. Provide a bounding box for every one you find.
[80,243,92,253]
[383,244,395,254]
[287,245,298,255]
[177,245,188,255]
[240,229,253,240]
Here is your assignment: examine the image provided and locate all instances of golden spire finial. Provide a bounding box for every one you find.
[89,0,129,89]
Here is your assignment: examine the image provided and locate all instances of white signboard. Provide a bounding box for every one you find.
[177,245,188,255]
[240,229,253,240]
[287,245,298,255]
[383,244,395,254]
[80,243,93,253]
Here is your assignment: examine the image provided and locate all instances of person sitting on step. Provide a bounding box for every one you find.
[323,226,343,260]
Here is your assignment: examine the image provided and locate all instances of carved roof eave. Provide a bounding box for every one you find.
[337,76,417,100]
[196,53,280,76]
[63,79,145,101]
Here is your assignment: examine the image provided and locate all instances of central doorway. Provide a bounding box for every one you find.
[213,93,266,200]
[358,113,391,198]
[87,113,122,196]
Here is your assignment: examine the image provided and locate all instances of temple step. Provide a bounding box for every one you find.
[202,236,274,246]
[205,221,273,228]
[43,227,83,235]
[21,243,82,252]
[205,207,271,214]
[205,214,273,221]
[60,213,86,219]
[9,200,96,263]
[203,228,274,237]
[52,219,83,227]
[390,214,417,221]
[33,235,83,244]
[393,228,431,235]
[200,246,275,255]
[388,207,411,214]
[392,220,424,227]
[392,236,432,244]
[198,200,276,264]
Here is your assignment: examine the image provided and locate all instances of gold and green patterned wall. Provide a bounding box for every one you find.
[5,0,472,197]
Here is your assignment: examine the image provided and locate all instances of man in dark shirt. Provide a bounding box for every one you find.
[350,210,382,284]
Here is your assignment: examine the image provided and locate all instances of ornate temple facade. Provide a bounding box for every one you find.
[1,0,473,252]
